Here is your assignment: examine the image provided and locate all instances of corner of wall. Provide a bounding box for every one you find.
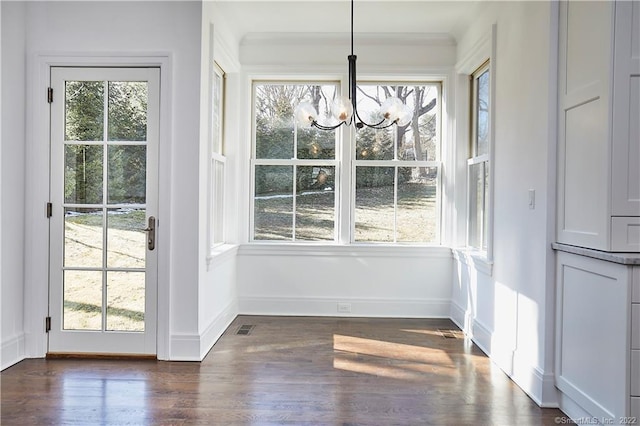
[198,300,237,360]
[1,333,25,371]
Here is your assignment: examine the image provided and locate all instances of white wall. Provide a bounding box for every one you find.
[1,1,27,370]
[451,1,558,407]
[235,34,457,319]
[0,1,210,366]
[238,246,452,317]
[195,1,241,361]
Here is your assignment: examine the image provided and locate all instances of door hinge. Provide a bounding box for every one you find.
[47,87,53,103]
[45,317,51,333]
[46,202,53,218]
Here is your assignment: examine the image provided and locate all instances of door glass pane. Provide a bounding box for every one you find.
[63,270,103,330]
[107,208,145,268]
[355,167,395,242]
[64,208,103,268]
[108,82,148,141]
[254,165,293,240]
[296,166,335,241]
[107,272,145,332]
[107,145,146,204]
[396,167,437,243]
[65,81,104,141]
[64,145,103,204]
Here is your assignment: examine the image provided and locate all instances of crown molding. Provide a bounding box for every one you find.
[241,32,456,47]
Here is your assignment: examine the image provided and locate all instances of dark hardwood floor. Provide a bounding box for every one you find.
[1,316,565,425]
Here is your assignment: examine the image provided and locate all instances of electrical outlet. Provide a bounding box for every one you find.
[337,302,351,313]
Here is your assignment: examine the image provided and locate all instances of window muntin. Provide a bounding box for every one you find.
[468,62,490,251]
[252,82,340,242]
[250,80,442,244]
[353,83,441,244]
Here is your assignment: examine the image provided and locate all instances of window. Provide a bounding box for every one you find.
[208,62,226,251]
[353,83,441,243]
[468,62,490,251]
[252,82,339,241]
[251,80,442,244]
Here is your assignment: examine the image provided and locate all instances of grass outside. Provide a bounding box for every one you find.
[63,209,146,331]
[62,182,437,330]
[255,180,437,242]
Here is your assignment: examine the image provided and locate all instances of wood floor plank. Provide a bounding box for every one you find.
[1,316,565,425]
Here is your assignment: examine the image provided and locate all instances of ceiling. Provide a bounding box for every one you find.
[213,1,485,43]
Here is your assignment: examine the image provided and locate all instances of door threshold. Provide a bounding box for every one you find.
[46,352,157,361]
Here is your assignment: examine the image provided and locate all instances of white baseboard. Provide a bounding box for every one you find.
[170,302,238,361]
[199,301,238,360]
[1,333,25,371]
[238,296,451,318]
[471,318,493,357]
[169,333,202,361]
[557,391,599,425]
[512,351,559,407]
[449,300,470,334]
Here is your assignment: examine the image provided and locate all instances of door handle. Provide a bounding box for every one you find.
[144,216,156,251]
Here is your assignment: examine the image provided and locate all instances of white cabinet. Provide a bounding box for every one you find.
[555,247,640,422]
[557,1,640,252]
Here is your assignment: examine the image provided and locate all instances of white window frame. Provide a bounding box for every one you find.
[249,80,342,243]
[467,62,490,252]
[208,61,226,255]
[248,78,444,246]
[351,81,442,244]
[452,24,496,271]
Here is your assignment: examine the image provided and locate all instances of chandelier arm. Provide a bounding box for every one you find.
[354,108,394,130]
[295,0,410,132]
[311,120,347,131]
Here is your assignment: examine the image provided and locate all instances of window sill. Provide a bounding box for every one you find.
[452,248,493,276]
[238,243,452,259]
[206,244,239,269]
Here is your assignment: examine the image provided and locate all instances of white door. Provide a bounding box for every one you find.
[48,67,159,355]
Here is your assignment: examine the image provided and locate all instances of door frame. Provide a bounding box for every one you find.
[25,54,172,360]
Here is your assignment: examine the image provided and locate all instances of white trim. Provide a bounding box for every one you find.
[512,350,560,408]
[242,32,456,48]
[452,248,493,276]
[238,243,452,258]
[1,333,26,371]
[455,30,492,74]
[470,318,493,357]
[198,301,238,360]
[169,333,202,362]
[467,154,489,166]
[205,243,239,268]
[238,296,451,318]
[26,53,172,361]
[212,24,241,74]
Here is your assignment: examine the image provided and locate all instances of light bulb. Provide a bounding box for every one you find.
[294,102,317,127]
[332,96,353,122]
[397,104,413,127]
[380,97,404,121]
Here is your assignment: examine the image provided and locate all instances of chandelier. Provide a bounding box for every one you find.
[294,0,413,131]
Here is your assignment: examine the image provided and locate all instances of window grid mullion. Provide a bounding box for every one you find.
[393,166,398,244]
[292,165,297,241]
[101,80,109,333]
